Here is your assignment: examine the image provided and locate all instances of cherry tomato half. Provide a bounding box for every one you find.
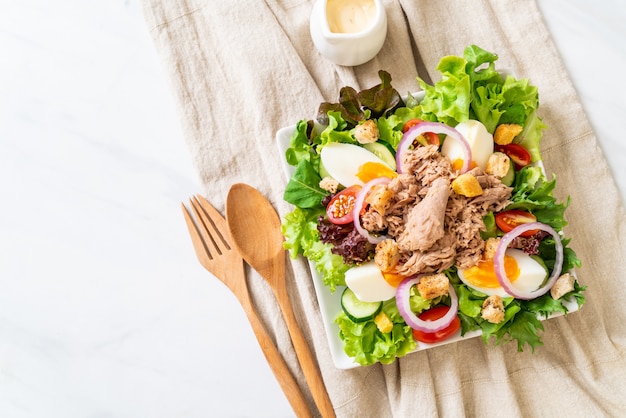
[402,119,440,146]
[495,143,531,169]
[326,185,363,225]
[412,305,461,343]
[495,209,538,237]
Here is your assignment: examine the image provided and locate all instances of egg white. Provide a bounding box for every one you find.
[458,249,548,297]
[320,142,391,187]
[506,249,548,292]
[441,120,494,171]
[344,261,397,302]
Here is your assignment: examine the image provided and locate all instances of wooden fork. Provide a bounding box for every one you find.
[182,195,312,418]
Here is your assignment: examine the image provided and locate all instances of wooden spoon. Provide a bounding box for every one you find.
[226,183,336,418]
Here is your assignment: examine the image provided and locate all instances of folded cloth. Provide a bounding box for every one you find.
[142,0,626,416]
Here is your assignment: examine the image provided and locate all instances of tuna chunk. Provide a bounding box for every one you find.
[350,142,513,277]
[396,233,456,275]
[397,177,450,252]
[401,145,453,186]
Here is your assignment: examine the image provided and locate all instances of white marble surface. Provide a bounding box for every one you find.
[1,1,624,417]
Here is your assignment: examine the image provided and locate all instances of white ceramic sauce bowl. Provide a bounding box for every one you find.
[310,0,387,66]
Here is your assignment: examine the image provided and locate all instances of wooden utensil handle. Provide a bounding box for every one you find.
[280,299,336,418]
[242,302,313,418]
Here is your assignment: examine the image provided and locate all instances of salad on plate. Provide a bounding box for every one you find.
[279,45,585,367]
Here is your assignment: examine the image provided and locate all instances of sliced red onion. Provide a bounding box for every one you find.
[352,176,391,244]
[494,222,564,300]
[396,275,459,333]
[396,121,472,174]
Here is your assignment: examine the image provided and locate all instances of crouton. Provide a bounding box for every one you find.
[486,152,511,179]
[494,123,523,145]
[374,239,400,272]
[417,273,449,300]
[550,272,576,300]
[319,177,339,193]
[481,294,505,324]
[374,311,394,333]
[483,237,501,261]
[451,173,483,197]
[354,119,379,144]
[366,185,394,215]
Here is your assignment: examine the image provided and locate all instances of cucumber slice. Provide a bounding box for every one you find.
[341,287,383,323]
[363,141,397,170]
[501,156,515,186]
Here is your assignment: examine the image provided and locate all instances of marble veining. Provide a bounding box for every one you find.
[1,1,624,417]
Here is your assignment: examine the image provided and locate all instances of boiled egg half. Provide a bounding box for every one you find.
[441,120,494,171]
[320,142,395,187]
[344,261,397,302]
[458,249,548,297]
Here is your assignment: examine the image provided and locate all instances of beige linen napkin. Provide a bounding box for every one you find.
[142,0,626,416]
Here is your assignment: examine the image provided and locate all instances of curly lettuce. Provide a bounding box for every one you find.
[454,276,585,353]
[507,165,582,272]
[336,296,423,366]
[281,207,348,292]
[414,45,546,162]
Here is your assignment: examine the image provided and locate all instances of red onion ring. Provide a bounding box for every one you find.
[396,275,459,333]
[352,176,391,244]
[396,121,472,174]
[494,222,564,300]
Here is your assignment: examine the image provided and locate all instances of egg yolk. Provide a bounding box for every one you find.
[462,256,520,288]
[451,159,478,171]
[356,161,398,183]
[382,271,407,287]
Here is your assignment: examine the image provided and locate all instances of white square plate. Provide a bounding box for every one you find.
[275,89,579,369]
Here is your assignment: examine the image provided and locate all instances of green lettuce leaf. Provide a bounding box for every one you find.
[281,206,322,259]
[470,74,541,134]
[414,44,546,163]
[377,105,425,150]
[522,293,569,319]
[480,212,497,240]
[285,119,316,166]
[455,284,486,318]
[464,45,499,78]
[283,159,328,209]
[506,165,582,285]
[501,309,545,352]
[472,83,506,131]
[409,287,443,314]
[306,239,350,291]
[417,55,471,126]
[336,299,416,366]
[319,111,355,147]
[515,110,547,163]
[508,166,569,228]
[479,299,521,345]
[453,280,526,345]
[281,207,348,292]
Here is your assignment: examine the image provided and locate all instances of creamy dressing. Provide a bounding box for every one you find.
[326,0,377,34]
